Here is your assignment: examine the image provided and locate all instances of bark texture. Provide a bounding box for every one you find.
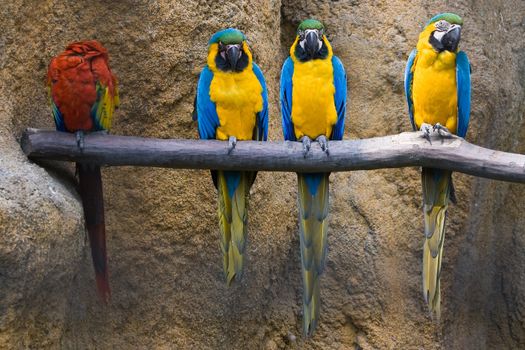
[21,129,525,183]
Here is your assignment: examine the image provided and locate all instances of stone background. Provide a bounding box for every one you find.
[1,0,524,348]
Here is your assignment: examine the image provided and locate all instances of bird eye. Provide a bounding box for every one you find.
[298,30,305,39]
[435,20,450,31]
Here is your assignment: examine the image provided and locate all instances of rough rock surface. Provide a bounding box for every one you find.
[1,0,524,348]
[0,51,84,348]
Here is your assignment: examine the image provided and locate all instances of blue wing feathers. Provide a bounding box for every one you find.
[331,55,347,141]
[51,100,66,132]
[456,51,471,138]
[404,49,417,131]
[252,63,269,141]
[280,57,296,141]
[195,67,220,140]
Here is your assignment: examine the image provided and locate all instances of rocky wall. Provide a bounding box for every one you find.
[1,0,524,348]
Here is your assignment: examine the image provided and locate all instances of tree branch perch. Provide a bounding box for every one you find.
[20,128,525,183]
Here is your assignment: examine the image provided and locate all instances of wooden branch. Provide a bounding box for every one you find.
[20,128,525,183]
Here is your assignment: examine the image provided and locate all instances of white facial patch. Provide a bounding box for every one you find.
[449,24,461,32]
[304,29,317,36]
[226,44,242,59]
[432,30,446,41]
[302,29,323,50]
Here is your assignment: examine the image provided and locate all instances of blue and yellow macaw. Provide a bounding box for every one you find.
[404,13,471,317]
[280,19,347,335]
[193,29,268,286]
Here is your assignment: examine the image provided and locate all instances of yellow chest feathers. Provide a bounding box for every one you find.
[291,39,337,140]
[209,69,263,141]
[412,36,459,133]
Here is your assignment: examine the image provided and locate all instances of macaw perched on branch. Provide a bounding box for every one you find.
[404,13,471,317]
[193,29,268,285]
[280,19,347,335]
[47,40,119,302]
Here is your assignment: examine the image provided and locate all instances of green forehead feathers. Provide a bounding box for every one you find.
[297,19,325,34]
[426,13,463,27]
[209,28,246,45]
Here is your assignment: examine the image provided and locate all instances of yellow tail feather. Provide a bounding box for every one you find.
[298,173,329,335]
[421,168,451,318]
[217,171,250,286]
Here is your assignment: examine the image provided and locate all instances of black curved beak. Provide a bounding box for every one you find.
[305,31,319,57]
[442,25,461,52]
[226,44,241,70]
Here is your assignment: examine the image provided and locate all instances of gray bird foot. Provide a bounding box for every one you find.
[300,136,312,158]
[75,130,85,152]
[228,136,237,154]
[420,123,433,144]
[433,123,453,138]
[316,135,330,155]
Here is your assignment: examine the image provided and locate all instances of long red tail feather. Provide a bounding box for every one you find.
[77,163,110,303]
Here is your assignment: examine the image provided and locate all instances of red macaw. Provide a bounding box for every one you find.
[47,40,119,302]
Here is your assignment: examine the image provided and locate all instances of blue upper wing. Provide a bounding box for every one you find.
[280,57,296,141]
[195,67,220,140]
[404,49,417,131]
[252,63,269,141]
[456,51,471,138]
[330,55,347,141]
